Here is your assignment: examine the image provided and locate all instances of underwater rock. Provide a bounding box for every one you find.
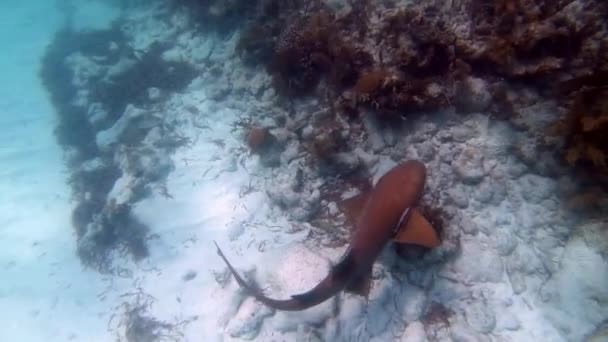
[395,284,428,322]
[464,301,496,334]
[125,147,174,183]
[506,269,526,295]
[86,102,108,129]
[450,323,490,342]
[448,184,470,209]
[147,87,161,100]
[508,244,545,276]
[449,126,477,144]
[331,151,361,175]
[505,161,528,179]
[107,173,137,206]
[497,312,521,332]
[472,180,494,204]
[362,115,386,152]
[96,105,160,152]
[519,174,557,204]
[352,147,378,170]
[280,141,301,165]
[458,215,478,236]
[416,140,437,163]
[493,229,518,257]
[453,148,486,184]
[540,233,608,341]
[400,321,427,342]
[452,239,504,284]
[226,297,273,340]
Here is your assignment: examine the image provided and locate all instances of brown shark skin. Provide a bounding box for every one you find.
[214,160,427,311]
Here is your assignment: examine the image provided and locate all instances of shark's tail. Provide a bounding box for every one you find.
[213,241,344,311]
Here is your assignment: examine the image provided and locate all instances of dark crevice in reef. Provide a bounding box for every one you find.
[40,20,197,272]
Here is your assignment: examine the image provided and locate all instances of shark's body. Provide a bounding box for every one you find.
[214,160,439,311]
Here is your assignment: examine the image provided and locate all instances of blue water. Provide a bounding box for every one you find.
[1,1,607,341]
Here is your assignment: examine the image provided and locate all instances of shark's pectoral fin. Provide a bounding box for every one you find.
[344,268,372,298]
[393,208,441,248]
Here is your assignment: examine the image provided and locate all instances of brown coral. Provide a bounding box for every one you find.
[560,85,608,174]
[352,70,448,119]
[233,0,608,179]
[271,10,336,95]
[246,126,269,153]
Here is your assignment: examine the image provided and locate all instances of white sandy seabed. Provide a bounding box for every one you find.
[1,1,608,342]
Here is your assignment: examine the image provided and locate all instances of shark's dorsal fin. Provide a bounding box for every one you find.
[393,208,441,248]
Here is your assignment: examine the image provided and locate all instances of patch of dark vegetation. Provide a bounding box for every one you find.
[109,289,194,341]
[91,42,197,127]
[549,73,608,185]
[40,19,196,272]
[77,202,150,273]
[421,301,454,341]
[40,25,126,160]
[235,0,308,66]
[70,160,122,238]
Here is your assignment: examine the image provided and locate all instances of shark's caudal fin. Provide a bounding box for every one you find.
[393,208,440,248]
[214,241,349,311]
[214,241,261,291]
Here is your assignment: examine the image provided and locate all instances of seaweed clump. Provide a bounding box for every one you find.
[90,41,197,127]
[40,21,196,272]
[457,0,604,81]
[40,26,126,159]
[236,1,372,97]
[271,10,372,96]
[352,69,448,120]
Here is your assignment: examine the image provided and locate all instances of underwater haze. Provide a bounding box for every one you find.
[1,0,608,341]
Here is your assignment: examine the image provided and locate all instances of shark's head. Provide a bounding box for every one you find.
[377,160,426,202]
[361,160,427,236]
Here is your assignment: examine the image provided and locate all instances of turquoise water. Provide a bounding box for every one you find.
[1,1,607,341]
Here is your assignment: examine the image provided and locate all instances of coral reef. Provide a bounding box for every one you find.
[233,0,608,181]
